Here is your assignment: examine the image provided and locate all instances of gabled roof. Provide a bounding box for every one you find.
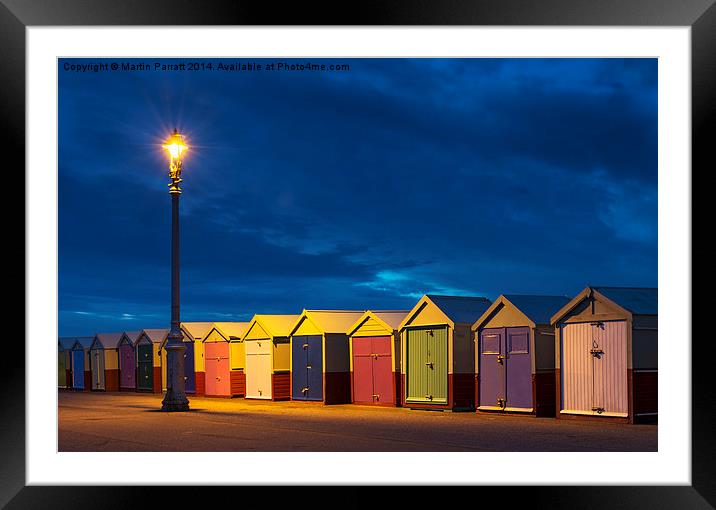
[290,310,366,336]
[245,314,300,339]
[92,332,124,349]
[181,322,215,340]
[473,294,571,330]
[427,295,492,324]
[593,287,657,315]
[137,329,169,345]
[399,294,492,330]
[71,336,95,349]
[120,331,142,345]
[59,337,77,350]
[550,286,658,325]
[504,294,572,325]
[347,310,409,337]
[209,322,251,341]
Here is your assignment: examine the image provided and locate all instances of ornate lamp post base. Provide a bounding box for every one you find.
[161,341,190,412]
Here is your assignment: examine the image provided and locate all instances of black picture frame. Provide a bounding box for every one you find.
[4,0,710,506]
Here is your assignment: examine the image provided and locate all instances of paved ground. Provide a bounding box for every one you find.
[58,391,657,452]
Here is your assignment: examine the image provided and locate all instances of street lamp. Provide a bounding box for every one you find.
[161,128,190,412]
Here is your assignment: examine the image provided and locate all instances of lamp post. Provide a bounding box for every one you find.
[161,128,190,412]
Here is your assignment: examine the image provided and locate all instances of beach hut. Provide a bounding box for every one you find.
[472,294,571,416]
[118,331,141,391]
[89,333,123,391]
[347,311,408,406]
[180,322,214,395]
[243,314,299,400]
[58,337,76,389]
[551,286,657,424]
[289,310,365,404]
[202,322,251,397]
[134,329,168,393]
[70,337,94,391]
[398,295,491,411]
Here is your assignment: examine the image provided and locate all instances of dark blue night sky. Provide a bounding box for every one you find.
[58,58,657,336]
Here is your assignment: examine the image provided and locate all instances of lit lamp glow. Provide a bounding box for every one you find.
[163,129,188,194]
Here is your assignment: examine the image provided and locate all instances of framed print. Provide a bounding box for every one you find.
[5,0,712,506]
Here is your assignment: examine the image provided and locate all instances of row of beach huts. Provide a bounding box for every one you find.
[58,286,657,423]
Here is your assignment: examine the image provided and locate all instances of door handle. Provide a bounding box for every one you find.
[372,394,380,401]
[425,361,434,369]
[497,355,506,364]
[302,343,309,349]
[302,387,309,393]
[425,395,433,401]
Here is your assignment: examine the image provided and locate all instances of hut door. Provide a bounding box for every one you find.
[91,349,105,390]
[407,327,447,404]
[255,345,272,399]
[292,336,308,400]
[425,327,447,404]
[246,339,272,399]
[353,336,395,405]
[292,335,323,400]
[184,343,195,393]
[72,349,84,389]
[561,323,593,414]
[58,350,67,387]
[205,342,230,396]
[119,344,135,389]
[591,321,628,416]
[352,337,373,403]
[371,336,394,404]
[305,336,323,401]
[479,328,505,409]
[137,344,153,391]
[505,327,532,410]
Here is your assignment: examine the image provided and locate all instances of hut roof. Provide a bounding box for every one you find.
[248,315,301,338]
[426,295,492,324]
[212,322,251,340]
[504,294,572,325]
[593,287,657,315]
[93,332,124,348]
[72,336,95,349]
[121,331,142,344]
[181,322,215,340]
[140,329,169,344]
[59,337,77,350]
[348,310,409,336]
[473,294,571,330]
[292,310,366,335]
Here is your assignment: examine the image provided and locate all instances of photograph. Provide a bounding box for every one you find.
[56,56,659,453]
